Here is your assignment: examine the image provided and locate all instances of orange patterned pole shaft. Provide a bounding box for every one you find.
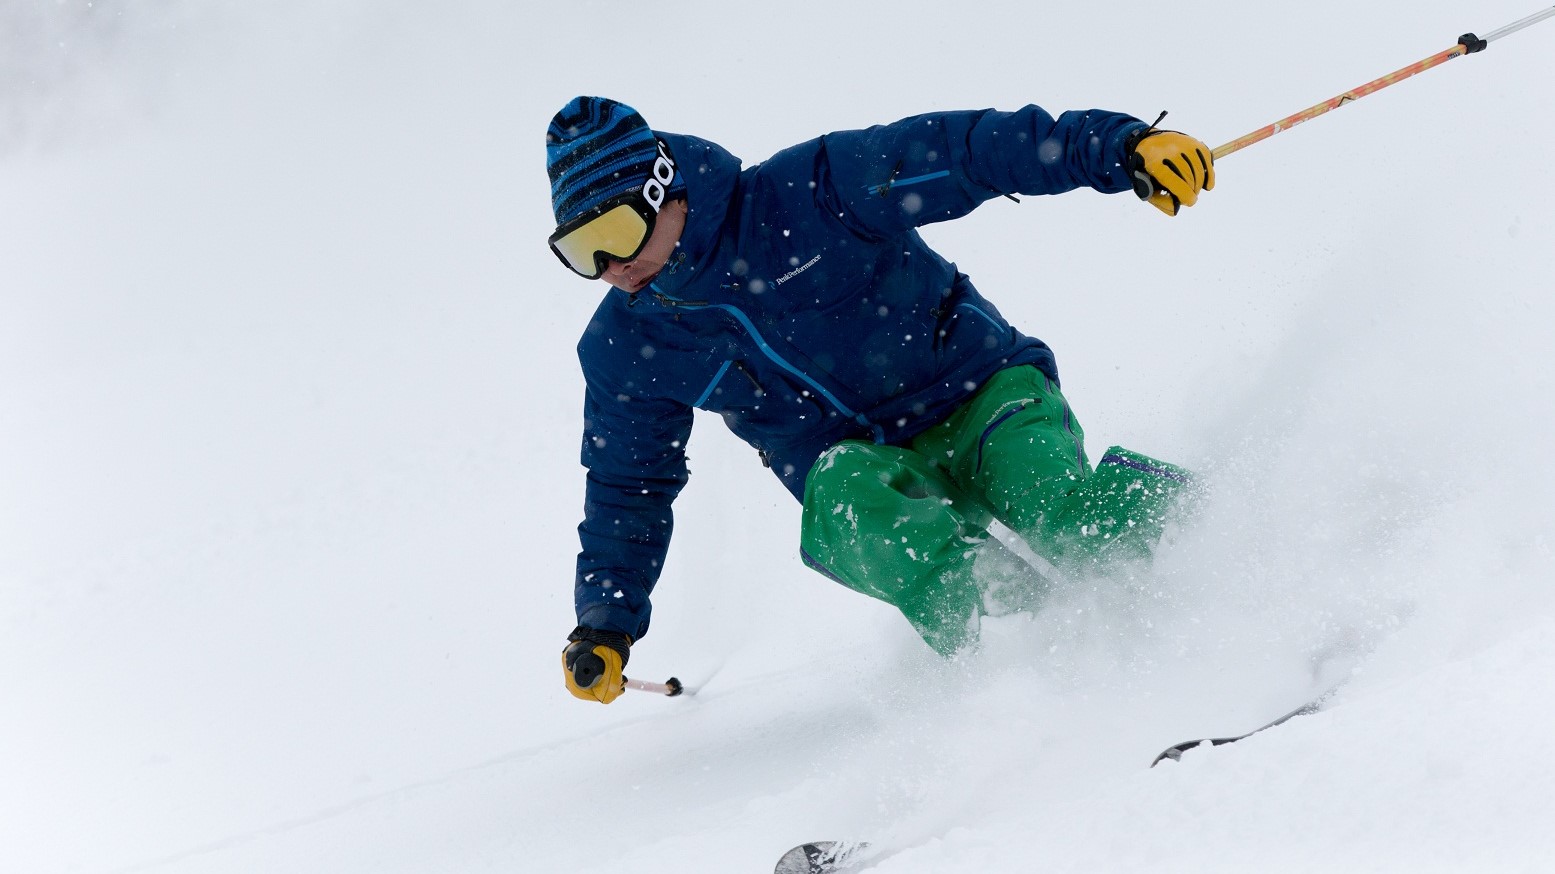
[1213,45,1468,160]
[1213,7,1555,161]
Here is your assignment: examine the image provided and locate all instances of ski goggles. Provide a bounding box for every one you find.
[548,191,660,280]
[549,138,679,280]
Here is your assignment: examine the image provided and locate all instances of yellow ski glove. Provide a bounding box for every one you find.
[1126,129,1216,216]
[562,626,631,704]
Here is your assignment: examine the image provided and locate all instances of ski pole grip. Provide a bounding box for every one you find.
[624,676,685,697]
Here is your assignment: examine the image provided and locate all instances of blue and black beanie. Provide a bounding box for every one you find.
[546,96,684,226]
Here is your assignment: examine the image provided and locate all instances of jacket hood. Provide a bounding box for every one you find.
[642,132,742,296]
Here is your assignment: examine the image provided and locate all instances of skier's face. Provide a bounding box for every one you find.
[599,197,687,294]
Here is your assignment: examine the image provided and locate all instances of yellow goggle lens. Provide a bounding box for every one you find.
[551,203,651,278]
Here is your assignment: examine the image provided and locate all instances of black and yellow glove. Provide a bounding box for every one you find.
[1126,128,1216,216]
[562,625,632,704]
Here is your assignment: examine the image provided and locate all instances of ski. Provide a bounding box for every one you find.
[1150,685,1343,767]
[774,841,871,874]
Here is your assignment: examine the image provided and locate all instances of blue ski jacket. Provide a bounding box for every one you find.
[574,105,1147,640]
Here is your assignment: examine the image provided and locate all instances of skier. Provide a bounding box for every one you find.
[551,96,1212,703]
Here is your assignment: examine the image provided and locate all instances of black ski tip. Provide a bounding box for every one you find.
[1150,741,1200,768]
[1150,683,1346,767]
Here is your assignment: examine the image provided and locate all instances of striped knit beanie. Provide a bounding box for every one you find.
[546,96,684,226]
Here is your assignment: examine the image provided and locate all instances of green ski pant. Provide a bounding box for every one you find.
[799,366,1191,655]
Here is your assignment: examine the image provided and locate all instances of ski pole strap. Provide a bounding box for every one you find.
[1212,7,1555,161]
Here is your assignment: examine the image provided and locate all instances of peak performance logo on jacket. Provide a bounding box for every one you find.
[774,253,821,287]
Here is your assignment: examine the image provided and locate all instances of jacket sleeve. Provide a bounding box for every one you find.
[574,363,694,642]
[811,106,1148,241]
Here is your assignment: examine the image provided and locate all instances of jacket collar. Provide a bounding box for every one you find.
[635,132,741,299]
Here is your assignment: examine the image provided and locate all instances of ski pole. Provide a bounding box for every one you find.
[625,675,685,696]
[1213,6,1555,160]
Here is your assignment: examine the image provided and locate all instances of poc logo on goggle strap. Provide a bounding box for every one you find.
[642,140,677,212]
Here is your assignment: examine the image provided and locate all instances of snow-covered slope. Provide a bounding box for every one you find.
[4,2,1554,871]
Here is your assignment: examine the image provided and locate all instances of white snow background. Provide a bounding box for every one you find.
[4,1,1554,871]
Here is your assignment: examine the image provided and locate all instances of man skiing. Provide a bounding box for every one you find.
[550,96,1213,703]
